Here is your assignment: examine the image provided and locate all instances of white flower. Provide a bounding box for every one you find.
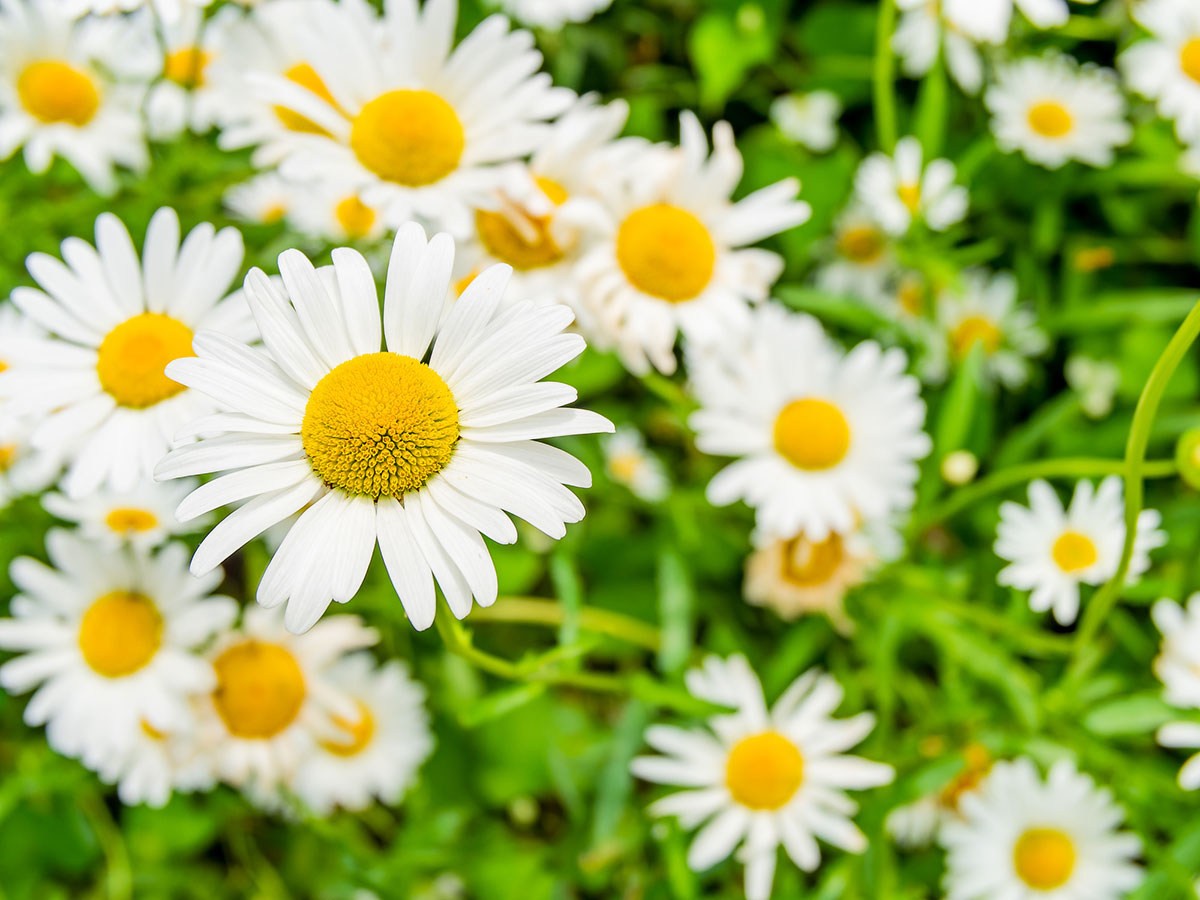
[942,0,1097,43]
[0,305,64,507]
[815,205,896,305]
[603,425,668,502]
[1064,354,1120,418]
[886,743,992,848]
[578,112,810,374]
[42,478,200,550]
[893,0,985,94]
[224,171,294,226]
[0,208,255,498]
[155,223,612,634]
[631,655,893,900]
[91,713,216,808]
[495,0,612,29]
[1121,0,1200,143]
[854,136,968,235]
[941,757,1142,900]
[288,180,388,244]
[994,477,1166,625]
[1151,596,1200,790]
[986,53,1130,170]
[0,531,237,767]
[58,0,214,25]
[690,304,930,542]
[769,90,841,152]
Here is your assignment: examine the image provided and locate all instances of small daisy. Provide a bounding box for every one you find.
[602,425,669,502]
[224,172,294,226]
[986,54,1131,170]
[631,655,893,900]
[0,208,255,498]
[0,413,64,508]
[815,205,896,305]
[689,304,931,542]
[495,0,612,29]
[578,112,810,374]
[769,90,841,152]
[994,477,1166,626]
[0,0,150,194]
[894,0,986,95]
[1151,596,1200,789]
[42,478,200,550]
[942,0,1097,42]
[1064,355,1120,419]
[155,223,612,633]
[1121,0,1200,143]
[289,180,390,245]
[941,757,1142,900]
[885,743,991,848]
[0,531,237,766]
[854,136,968,235]
[91,713,216,808]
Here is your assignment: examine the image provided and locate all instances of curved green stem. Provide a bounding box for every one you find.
[872,0,898,152]
[470,596,662,652]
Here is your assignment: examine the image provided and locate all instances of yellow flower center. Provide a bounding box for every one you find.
[335,195,377,240]
[773,398,851,471]
[780,533,844,587]
[104,507,159,534]
[1181,38,1200,84]
[898,278,925,315]
[1051,530,1097,573]
[320,701,376,757]
[141,719,167,740]
[301,352,459,499]
[163,47,210,88]
[615,204,716,302]
[78,591,163,678]
[1013,828,1076,890]
[274,62,339,136]
[0,444,16,472]
[1027,101,1073,138]
[350,89,464,187]
[17,60,101,126]
[609,451,643,483]
[95,313,194,409]
[262,203,287,225]
[950,315,1002,359]
[897,182,921,213]
[475,178,571,271]
[212,640,306,740]
[836,225,885,264]
[725,731,804,810]
[454,270,479,296]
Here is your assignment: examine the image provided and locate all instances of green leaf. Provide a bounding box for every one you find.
[1083,693,1177,737]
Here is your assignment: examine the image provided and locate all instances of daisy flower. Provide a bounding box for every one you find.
[941,757,1142,900]
[631,655,893,900]
[0,531,237,766]
[893,0,986,95]
[90,712,216,808]
[986,54,1131,170]
[0,208,254,498]
[1064,354,1120,419]
[288,180,389,245]
[689,304,931,542]
[59,0,213,25]
[1121,0,1200,143]
[942,0,1097,42]
[495,0,613,29]
[224,171,294,226]
[994,477,1166,626]
[578,112,810,374]
[0,0,150,195]
[769,90,841,152]
[1151,596,1200,789]
[0,305,63,507]
[602,425,669,502]
[155,223,612,634]
[815,204,896,305]
[885,743,992,848]
[42,478,200,550]
[854,136,968,235]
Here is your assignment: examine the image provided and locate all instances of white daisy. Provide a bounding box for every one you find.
[986,53,1131,170]
[59,0,213,25]
[288,180,389,245]
[885,743,992,848]
[689,304,931,542]
[0,0,150,195]
[815,205,896,305]
[0,530,237,767]
[894,0,986,95]
[769,90,841,152]
[942,0,1098,42]
[0,207,255,498]
[224,171,294,226]
[42,478,200,550]
[0,305,63,507]
[155,223,612,634]
[578,112,810,374]
[90,712,216,808]
[631,655,893,900]
[854,136,968,235]
[1151,596,1200,789]
[994,477,1166,626]
[1064,354,1120,419]
[941,757,1142,900]
[1121,0,1200,143]
[495,0,612,29]
[602,425,669,502]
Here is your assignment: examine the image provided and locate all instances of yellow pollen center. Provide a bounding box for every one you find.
[350,89,464,187]
[163,47,210,88]
[1181,39,1200,84]
[320,701,376,757]
[725,731,804,810]
[301,352,459,499]
[773,398,851,471]
[96,313,194,409]
[454,270,479,296]
[17,60,101,126]
[898,182,921,213]
[609,451,643,483]
[78,591,162,678]
[262,203,287,225]
[1027,101,1073,138]
[898,278,925,315]
[780,533,845,587]
[615,204,716,302]
[1013,828,1076,890]
[1052,530,1097,573]
[274,62,339,135]
[335,195,377,239]
[950,315,1002,358]
[104,507,159,534]
[837,225,885,263]
[476,176,571,270]
[141,719,167,740]
[0,444,16,472]
[212,640,306,740]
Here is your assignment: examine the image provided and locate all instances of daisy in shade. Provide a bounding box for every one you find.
[815,204,896,305]
[290,654,433,814]
[497,0,612,29]
[631,655,893,900]
[886,743,992,848]
[155,223,612,634]
[578,112,810,374]
[854,136,968,235]
[253,0,574,235]
[224,172,294,226]
[986,53,1130,170]
[42,478,201,551]
[941,757,1142,900]
[288,180,388,245]
[1121,0,1200,142]
[0,208,255,498]
[0,531,237,766]
[994,477,1166,626]
[1151,596,1200,789]
[90,709,216,808]
[769,90,841,152]
[893,0,987,95]
[602,425,669,502]
[0,0,150,195]
[689,304,930,542]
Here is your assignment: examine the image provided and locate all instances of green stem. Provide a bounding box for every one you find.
[80,793,132,900]
[872,0,898,151]
[470,596,662,652]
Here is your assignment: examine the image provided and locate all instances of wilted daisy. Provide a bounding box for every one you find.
[690,304,930,542]
[603,425,668,502]
[0,208,254,498]
[893,0,986,95]
[769,90,841,152]
[815,205,895,304]
[578,112,810,374]
[941,757,1142,900]
[224,172,294,226]
[0,531,237,766]
[0,0,150,194]
[496,0,612,29]
[288,180,388,244]
[1151,596,1200,789]
[156,224,612,633]
[631,655,893,900]
[994,477,1166,626]
[1121,0,1200,143]
[886,743,991,848]
[986,54,1130,170]
[855,136,968,235]
[42,478,200,550]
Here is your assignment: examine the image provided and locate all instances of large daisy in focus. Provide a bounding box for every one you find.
[854,136,968,235]
[1121,0,1200,143]
[156,223,612,634]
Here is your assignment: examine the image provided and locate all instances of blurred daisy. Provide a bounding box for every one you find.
[0,0,150,194]
[496,0,612,29]
[986,54,1130,170]
[289,181,388,244]
[941,757,1142,900]
[156,224,611,633]
[603,426,668,502]
[893,0,985,95]
[1151,596,1200,789]
[631,655,893,900]
[0,208,254,497]
[815,205,895,304]
[0,414,64,509]
[769,90,841,152]
[0,531,237,766]
[42,478,200,550]
[60,0,214,24]
[942,0,1097,42]
[886,743,991,848]
[224,172,294,226]
[579,112,810,374]
[690,304,930,542]
[994,477,1166,626]
[854,136,968,235]
[91,712,215,808]
[1121,0,1200,143]
[1064,354,1120,419]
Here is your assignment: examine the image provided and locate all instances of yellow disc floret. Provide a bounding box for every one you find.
[163,47,211,88]
[773,398,851,471]
[78,591,163,678]
[17,60,101,126]
[1181,39,1200,84]
[1027,101,1073,138]
[725,731,805,810]
[96,313,194,409]
[616,204,716,302]
[213,640,306,739]
[335,195,377,240]
[350,89,464,187]
[1013,827,1076,890]
[105,507,159,534]
[780,533,845,587]
[950,315,1002,359]
[301,352,459,498]
[320,701,376,757]
[1052,530,1097,573]
[274,62,339,136]
[837,225,885,264]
